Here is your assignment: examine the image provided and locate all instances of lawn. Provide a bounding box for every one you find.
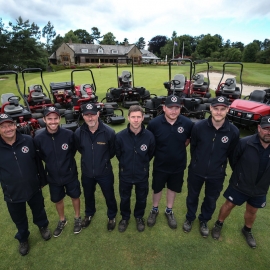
[0,64,270,269]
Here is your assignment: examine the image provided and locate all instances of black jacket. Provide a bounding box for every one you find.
[34,127,78,186]
[189,116,239,179]
[115,124,155,183]
[230,134,270,196]
[0,132,45,203]
[74,120,115,178]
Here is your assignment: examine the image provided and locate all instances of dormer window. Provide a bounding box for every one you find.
[98,47,104,54]
[111,50,118,54]
[81,49,88,53]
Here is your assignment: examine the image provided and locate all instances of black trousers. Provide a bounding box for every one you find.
[6,190,49,243]
[186,171,224,222]
[119,180,149,220]
[81,173,118,219]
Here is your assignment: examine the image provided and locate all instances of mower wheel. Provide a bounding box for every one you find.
[64,110,75,124]
[32,113,44,119]
[54,103,61,109]
[37,118,46,128]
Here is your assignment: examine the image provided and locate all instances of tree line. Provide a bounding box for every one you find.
[0,17,269,71]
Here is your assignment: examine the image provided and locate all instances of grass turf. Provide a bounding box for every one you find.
[0,64,270,269]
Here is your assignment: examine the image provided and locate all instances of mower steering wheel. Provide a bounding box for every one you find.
[123,72,131,80]
[171,79,181,86]
[226,79,234,86]
[83,84,91,90]
[193,74,200,80]
[8,95,21,102]
[33,85,40,90]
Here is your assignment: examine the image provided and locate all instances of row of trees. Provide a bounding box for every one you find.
[1,17,269,71]
[148,31,270,63]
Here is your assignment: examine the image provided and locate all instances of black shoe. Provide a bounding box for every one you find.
[118,219,129,232]
[19,240,29,256]
[147,209,159,227]
[136,218,145,232]
[183,219,192,233]
[39,226,51,241]
[200,221,209,237]
[53,219,67,237]
[165,211,177,229]
[211,224,222,240]
[107,218,116,232]
[74,217,82,234]
[81,216,92,229]
[242,228,256,248]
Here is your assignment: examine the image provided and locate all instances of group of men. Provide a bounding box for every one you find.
[1,94,270,256]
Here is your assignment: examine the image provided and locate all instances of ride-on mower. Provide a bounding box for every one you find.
[227,88,270,132]
[144,59,208,122]
[0,71,45,136]
[63,69,125,128]
[102,58,153,108]
[215,62,243,103]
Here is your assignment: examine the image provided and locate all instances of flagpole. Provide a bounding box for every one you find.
[181,42,184,58]
[172,40,175,59]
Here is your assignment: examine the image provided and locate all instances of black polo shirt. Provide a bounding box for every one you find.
[147,114,193,173]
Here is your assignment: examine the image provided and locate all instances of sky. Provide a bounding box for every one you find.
[1,0,270,46]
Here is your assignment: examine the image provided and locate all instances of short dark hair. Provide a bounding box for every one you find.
[128,105,144,116]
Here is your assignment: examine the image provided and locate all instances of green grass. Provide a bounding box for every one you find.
[0,65,270,269]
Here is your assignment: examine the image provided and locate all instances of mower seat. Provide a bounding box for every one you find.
[171,74,185,92]
[121,71,132,83]
[1,93,23,114]
[249,90,266,103]
[223,78,236,92]
[29,84,45,99]
[193,74,204,86]
[80,84,94,99]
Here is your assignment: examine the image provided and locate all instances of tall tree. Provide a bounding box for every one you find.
[135,37,146,49]
[63,30,80,43]
[196,34,223,58]
[231,41,244,52]
[242,42,260,62]
[42,21,56,54]
[74,29,93,44]
[100,32,117,45]
[51,34,64,53]
[91,27,102,43]
[148,35,168,56]
[7,17,47,70]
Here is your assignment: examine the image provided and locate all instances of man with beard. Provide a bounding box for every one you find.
[183,97,239,237]
[211,116,270,248]
[34,107,82,237]
[74,103,118,231]
[146,95,193,229]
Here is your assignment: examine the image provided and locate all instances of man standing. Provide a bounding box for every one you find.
[74,103,118,231]
[0,114,51,256]
[115,105,155,232]
[146,95,193,229]
[183,97,239,237]
[211,116,270,248]
[34,107,82,237]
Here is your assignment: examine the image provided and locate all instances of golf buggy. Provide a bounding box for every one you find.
[190,60,211,98]
[227,88,270,132]
[0,71,44,136]
[102,58,153,108]
[144,58,208,122]
[215,62,243,103]
[63,69,125,127]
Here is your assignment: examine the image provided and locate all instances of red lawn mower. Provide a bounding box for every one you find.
[0,71,44,136]
[215,62,243,103]
[63,69,125,128]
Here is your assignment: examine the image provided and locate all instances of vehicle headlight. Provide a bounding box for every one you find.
[246,113,253,119]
